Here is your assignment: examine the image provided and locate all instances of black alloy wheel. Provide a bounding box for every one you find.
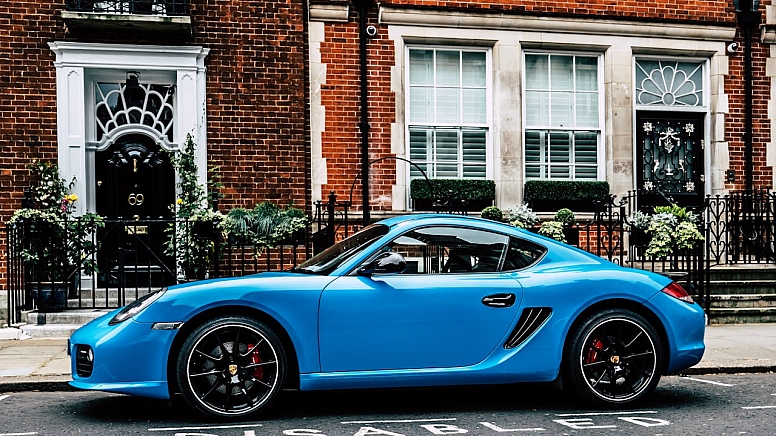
[177,316,287,419]
[564,309,662,405]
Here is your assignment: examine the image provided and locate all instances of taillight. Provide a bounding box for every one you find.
[662,281,694,304]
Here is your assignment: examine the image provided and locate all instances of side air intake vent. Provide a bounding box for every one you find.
[504,307,552,349]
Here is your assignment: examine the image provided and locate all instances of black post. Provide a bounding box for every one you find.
[356,0,371,226]
[735,1,760,193]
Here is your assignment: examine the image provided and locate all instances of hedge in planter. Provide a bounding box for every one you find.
[523,180,610,212]
[410,179,495,211]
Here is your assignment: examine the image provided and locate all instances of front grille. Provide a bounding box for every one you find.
[75,344,94,377]
[504,307,552,349]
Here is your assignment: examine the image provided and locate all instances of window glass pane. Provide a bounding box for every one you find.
[549,132,570,163]
[436,164,458,178]
[463,165,487,179]
[409,87,433,123]
[525,54,549,89]
[462,89,486,124]
[462,130,486,162]
[462,52,486,86]
[550,56,573,91]
[409,128,430,161]
[635,59,704,107]
[525,91,549,126]
[574,131,598,163]
[437,51,460,86]
[524,130,543,163]
[575,56,598,91]
[575,93,599,127]
[550,166,570,179]
[550,92,572,127]
[435,130,459,162]
[436,88,460,123]
[525,164,543,179]
[409,49,434,85]
[574,166,597,179]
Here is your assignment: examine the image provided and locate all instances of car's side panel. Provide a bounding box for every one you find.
[135,273,336,374]
[319,273,523,372]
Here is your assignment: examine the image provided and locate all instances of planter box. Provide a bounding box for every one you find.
[28,281,67,312]
[412,198,493,213]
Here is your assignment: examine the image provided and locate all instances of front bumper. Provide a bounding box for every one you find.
[69,311,178,399]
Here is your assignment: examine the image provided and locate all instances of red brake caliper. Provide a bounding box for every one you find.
[585,338,604,364]
[248,344,264,379]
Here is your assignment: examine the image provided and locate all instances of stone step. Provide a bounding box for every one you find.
[708,265,776,282]
[25,309,111,326]
[710,280,776,295]
[711,294,776,308]
[708,307,776,324]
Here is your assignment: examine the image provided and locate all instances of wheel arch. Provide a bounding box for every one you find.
[562,298,670,374]
[166,305,302,397]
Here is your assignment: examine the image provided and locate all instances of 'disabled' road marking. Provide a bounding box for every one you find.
[681,377,735,387]
[0,395,9,402]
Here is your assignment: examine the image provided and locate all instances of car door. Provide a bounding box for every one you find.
[318,225,524,372]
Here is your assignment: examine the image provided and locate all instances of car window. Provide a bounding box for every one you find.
[380,226,509,274]
[295,224,389,275]
[502,236,547,270]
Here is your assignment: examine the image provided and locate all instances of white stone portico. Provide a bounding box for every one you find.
[48,42,209,214]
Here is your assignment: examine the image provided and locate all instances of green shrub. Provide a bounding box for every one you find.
[410,179,496,201]
[480,206,503,222]
[554,208,575,226]
[523,180,609,203]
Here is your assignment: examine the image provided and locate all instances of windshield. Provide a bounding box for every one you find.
[293,224,390,275]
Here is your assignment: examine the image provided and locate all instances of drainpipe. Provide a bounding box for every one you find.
[355,0,372,226]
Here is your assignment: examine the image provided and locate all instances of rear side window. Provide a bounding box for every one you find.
[502,237,546,270]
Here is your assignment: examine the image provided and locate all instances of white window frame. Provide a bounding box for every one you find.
[404,45,493,184]
[522,50,605,181]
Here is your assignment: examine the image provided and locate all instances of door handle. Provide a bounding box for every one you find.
[482,293,516,308]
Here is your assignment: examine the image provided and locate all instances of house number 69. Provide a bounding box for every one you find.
[127,193,145,206]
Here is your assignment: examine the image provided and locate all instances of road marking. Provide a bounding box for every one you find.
[742,406,776,410]
[148,424,263,432]
[342,418,457,424]
[681,377,735,387]
[0,433,38,436]
[0,395,9,402]
[555,411,656,417]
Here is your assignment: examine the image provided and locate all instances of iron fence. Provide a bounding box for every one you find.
[5,189,774,323]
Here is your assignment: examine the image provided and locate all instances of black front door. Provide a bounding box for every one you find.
[636,111,705,210]
[95,134,175,286]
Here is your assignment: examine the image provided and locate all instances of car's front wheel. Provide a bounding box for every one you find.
[564,309,662,406]
[176,316,287,419]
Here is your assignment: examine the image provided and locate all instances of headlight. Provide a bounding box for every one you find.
[109,288,166,325]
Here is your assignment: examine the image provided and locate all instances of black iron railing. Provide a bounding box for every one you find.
[65,0,189,16]
[5,189,774,323]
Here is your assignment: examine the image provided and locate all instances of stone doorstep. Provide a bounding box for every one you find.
[711,294,776,308]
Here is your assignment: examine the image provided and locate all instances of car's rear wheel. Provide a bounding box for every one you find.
[176,316,287,419]
[564,309,662,406]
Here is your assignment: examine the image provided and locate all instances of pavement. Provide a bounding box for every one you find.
[0,323,773,392]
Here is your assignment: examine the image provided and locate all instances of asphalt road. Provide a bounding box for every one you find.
[1,373,775,435]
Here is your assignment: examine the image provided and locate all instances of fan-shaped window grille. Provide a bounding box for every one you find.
[636,60,704,107]
[95,82,175,143]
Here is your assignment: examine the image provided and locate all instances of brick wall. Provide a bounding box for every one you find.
[0,0,309,285]
[318,9,396,211]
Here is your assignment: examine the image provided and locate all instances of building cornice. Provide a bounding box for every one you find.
[309,1,350,23]
[378,5,736,42]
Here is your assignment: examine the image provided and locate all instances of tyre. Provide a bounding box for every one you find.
[564,309,662,406]
[176,316,287,419]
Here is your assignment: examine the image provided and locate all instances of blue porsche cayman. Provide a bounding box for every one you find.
[69,214,705,419]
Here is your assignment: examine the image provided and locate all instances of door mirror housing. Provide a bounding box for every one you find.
[359,251,406,276]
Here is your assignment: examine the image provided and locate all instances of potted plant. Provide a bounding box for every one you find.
[554,208,578,245]
[503,203,538,229]
[627,205,704,258]
[9,161,103,311]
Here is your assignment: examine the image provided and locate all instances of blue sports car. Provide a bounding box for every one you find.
[69,214,705,419]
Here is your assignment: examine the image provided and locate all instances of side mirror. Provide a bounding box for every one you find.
[359,251,406,276]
